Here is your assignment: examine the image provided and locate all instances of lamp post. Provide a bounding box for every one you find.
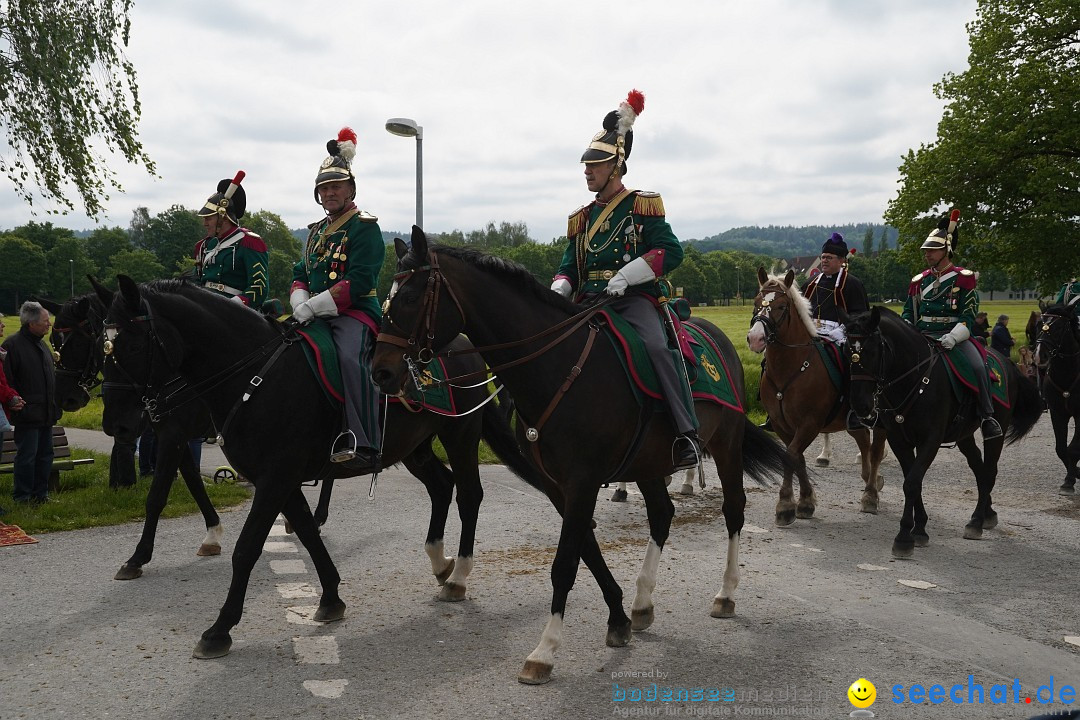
[69,259,74,298]
[735,265,741,306]
[385,117,423,229]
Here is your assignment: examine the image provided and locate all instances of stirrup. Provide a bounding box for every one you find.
[330,430,358,463]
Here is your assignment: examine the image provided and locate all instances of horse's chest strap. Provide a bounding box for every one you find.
[525,324,598,443]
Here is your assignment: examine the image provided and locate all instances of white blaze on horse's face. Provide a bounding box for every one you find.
[746,291,777,354]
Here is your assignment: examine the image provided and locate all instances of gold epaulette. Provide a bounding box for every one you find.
[960,268,974,276]
[567,205,588,237]
[245,230,262,239]
[358,210,378,222]
[911,272,924,283]
[632,191,665,217]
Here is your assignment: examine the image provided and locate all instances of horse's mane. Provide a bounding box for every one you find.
[762,274,817,337]
[846,305,913,337]
[127,278,280,330]
[433,244,582,314]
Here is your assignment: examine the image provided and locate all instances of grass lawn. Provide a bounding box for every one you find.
[0,448,251,535]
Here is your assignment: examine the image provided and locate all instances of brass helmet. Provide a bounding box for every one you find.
[197,171,246,223]
[581,89,645,176]
[314,127,357,203]
[920,209,961,256]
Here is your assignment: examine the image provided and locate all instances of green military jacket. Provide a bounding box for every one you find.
[555,189,682,300]
[195,226,268,307]
[1055,280,1080,306]
[292,206,384,325]
[901,265,979,334]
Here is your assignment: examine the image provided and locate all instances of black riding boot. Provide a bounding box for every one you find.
[673,431,701,471]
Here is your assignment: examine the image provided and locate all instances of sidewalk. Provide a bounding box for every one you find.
[64,427,231,477]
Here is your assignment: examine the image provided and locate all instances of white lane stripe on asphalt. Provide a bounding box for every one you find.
[303,679,348,698]
[277,582,319,599]
[270,559,307,574]
[264,541,299,553]
[268,524,289,537]
[294,636,340,664]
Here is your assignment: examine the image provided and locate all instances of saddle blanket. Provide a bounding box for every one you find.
[941,345,1010,409]
[297,319,454,413]
[597,309,743,413]
[814,340,846,394]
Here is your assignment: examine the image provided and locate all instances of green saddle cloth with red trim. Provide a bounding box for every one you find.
[297,319,454,413]
[597,310,743,413]
[941,344,1010,409]
[814,339,846,394]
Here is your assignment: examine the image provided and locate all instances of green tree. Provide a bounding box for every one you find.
[109,248,165,284]
[464,221,533,249]
[45,236,97,299]
[139,205,202,275]
[267,250,295,307]
[885,0,1080,294]
[84,226,131,279]
[10,221,75,254]
[0,234,48,308]
[862,227,874,256]
[979,266,1010,300]
[0,0,155,216]
[245,210,300,258]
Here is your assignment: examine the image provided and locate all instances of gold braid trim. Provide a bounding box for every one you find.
[632,192,665,217]
[567,206,588,238]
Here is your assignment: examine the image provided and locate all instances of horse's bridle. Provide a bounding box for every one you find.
[1037,311,1080,399]
[846,328,939,426]
[52,310,105,394]
[750,286,797,347]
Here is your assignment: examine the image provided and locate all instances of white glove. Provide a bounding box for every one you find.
[307,289,339,318]
[230,295,245,305]
[939,323,970,350]
[550,278,572,298]
[290,288,311,311]
[292,301,315,323]
[605,256,656,297]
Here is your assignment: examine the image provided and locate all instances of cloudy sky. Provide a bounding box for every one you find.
[3,0,978,243]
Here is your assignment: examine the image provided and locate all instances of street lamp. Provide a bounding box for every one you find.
[735,265,741,306]
[69,259,74,298]
[385,117,423,229]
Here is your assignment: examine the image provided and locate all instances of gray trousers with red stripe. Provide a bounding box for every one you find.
[327,314,382,451]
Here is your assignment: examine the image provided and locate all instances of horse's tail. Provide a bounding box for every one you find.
[1005,367,1042,445]
[480,399,546,494]
[739,417,790,487]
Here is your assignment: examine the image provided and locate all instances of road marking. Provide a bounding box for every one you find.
[743,524,770,534]
[277,582,318,599]
[293,636,340,664]
[897,579,937,590]
[270,559,307,574]
[789,543,823,552]
[286,606,323,625]
[268,524,289,537]
[264,541,299,553]
[857,563,890,571]
[303,679,348,698]
[1065,636,1080,648]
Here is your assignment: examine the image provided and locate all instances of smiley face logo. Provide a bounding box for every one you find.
[848,678,876,708]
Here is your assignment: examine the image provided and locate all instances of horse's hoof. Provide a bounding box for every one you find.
[193,635,232,659]
[815,458,830,467]
[913,532,929,547]
[611,488,628,502]
[313,600,346,623]
[891,541,914,559]
[438,582,467,602]
[710,598,735,618]
[963,525,983,540]
[795,505,815,519]
[196,543,221,557]
[775,509,796,526]
[114,564,143,581]
[1059,483,1076,496]
[434,558,455,586]
[678,484,694,496]
[517,660,553,685]
[859,497,879,514]
[606,621,632,647]
[631,607,654,631]
[982,512,999,530]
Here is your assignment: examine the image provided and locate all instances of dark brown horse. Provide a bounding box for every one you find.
[371,228,789,685]
[1035,303,1080,494]
[746,269,888,524]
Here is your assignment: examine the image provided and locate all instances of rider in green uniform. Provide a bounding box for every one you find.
[550,89,699,470]
[290,127,385,473]
[901,214,1002,439]
[1054,279,1080,307]
[195,172,269,308]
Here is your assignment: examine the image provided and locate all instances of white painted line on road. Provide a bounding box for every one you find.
[303,679,348,698]
[789,543,822,552]
[264,541,299,553]
[743,524,770,534]
[293,636,340,664]
[897,579,937,590]
[286,606,323,625]
[277,582,319,599]
[268,524,288,537]
[270,559,307,574]
[1065,636,1080,648]
[858,563,890,571]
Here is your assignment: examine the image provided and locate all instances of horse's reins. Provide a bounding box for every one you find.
[53,307,105,394]
[848,330,941,425]
[1038,313,1080,400]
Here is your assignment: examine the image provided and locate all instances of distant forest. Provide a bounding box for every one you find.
[687,223,899,258]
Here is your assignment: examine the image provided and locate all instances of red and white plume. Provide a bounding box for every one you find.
[617,89,645,136]
[337,127,357,164]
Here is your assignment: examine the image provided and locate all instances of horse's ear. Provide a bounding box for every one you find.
[89,276,114,308]
[869,306,881,330]
[74,296,90,318]
[784,269,795,288]
[393,237,410,260]
[756,266,767,286]
[117,275,141,312]
[411,225,428,259]
[1039,299,1048,312]
[37,297,63,315]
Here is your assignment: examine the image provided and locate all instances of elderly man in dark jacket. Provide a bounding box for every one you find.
[2,301,62,503]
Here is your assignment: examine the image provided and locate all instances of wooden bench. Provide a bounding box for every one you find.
[0,427,95,493]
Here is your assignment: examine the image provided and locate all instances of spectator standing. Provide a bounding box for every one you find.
[0,317,24,433]
[971,311,990,346]
[990,314,1015,357]
[1,302,61,503]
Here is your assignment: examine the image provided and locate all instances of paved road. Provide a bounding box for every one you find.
[3,420,1079,719]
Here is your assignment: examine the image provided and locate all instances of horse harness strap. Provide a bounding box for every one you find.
[219,333,298,443]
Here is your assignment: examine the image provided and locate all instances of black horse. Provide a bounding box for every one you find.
[1034,303,1080,495]
[371,228,789,685]
[842,307,1042,557]
[98,275,537,659]
[47,289,226,575]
